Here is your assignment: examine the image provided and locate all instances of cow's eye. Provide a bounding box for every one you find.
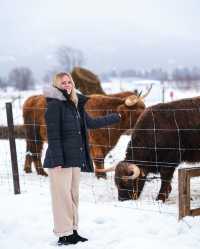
[128,172,133,177]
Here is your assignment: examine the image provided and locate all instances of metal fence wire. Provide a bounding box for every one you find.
[1,102,200,217]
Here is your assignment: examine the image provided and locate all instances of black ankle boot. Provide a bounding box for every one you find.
[73,230,88,242]
[57,234,79,246]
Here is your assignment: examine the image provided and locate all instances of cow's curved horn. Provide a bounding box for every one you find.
[140,84,153,100]
[137,90,143,97]
[127,164,140,179]
[95,166,116,173]
[125,84,152,106]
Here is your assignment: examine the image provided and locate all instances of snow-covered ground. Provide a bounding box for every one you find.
[1,188,200,249]
[1,138,200,248]
[1,80,200,248]
[0,89,42,125]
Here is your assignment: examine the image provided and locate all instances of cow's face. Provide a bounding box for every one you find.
[114,162,141,201]
[117,100,145,131]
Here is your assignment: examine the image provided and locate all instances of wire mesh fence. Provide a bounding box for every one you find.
[1,92,200,218]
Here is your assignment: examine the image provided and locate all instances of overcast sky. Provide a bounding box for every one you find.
[0,0,200,80]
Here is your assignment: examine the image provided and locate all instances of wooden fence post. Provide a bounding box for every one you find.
[178,168,190,220]
[6,102,21,194]
[179,167,200,220]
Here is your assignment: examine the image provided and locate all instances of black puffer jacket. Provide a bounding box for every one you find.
[43,87,121,172]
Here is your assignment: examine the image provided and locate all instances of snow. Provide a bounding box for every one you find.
[1,80,200,248]
[0,89,42,125]
[1,175,200,249]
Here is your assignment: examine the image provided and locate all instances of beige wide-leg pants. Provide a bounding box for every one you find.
[48,167,80,237]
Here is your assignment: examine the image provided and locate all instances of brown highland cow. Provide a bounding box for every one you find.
[98,96,200,201]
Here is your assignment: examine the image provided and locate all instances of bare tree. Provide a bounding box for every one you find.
[43,69,58,84]
[0,76,7,89]
[8,67,35,90]
[56,46,85,72]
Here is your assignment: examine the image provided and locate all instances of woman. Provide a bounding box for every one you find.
[43,72,121,246]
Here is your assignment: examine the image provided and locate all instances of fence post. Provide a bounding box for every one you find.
[6,102,21,194]
[161,81,165,103]
[178,168,191,220]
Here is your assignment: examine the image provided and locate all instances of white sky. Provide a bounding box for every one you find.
[0,0,200,79]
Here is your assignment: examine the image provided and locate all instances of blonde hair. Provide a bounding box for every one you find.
[53,72,78,106]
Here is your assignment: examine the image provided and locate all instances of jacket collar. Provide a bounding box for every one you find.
[43,86,90,106]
